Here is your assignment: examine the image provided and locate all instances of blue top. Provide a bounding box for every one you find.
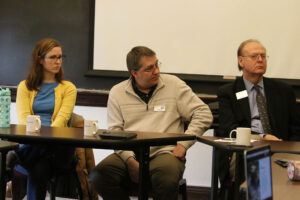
[243,77,266,134]
[15,82,58,175]
[32,82,58,126]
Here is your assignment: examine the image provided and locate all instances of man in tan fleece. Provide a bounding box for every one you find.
[89,46,213,200]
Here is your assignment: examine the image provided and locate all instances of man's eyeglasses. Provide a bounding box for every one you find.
[143,61,162,73]
[242,54,269,61]
[43,55,66,61]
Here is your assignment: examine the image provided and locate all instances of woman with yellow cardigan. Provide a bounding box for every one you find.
[7,38,77,200]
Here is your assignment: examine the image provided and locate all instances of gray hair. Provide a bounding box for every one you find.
[237,39,266,71]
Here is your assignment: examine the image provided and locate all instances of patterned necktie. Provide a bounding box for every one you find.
[254,85,272,133]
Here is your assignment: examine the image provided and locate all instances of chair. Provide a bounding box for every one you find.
[49,148,98,200]
[6,155,83,200]
[207,101,222,200]
[207,101,219,130]
[50,113,98,200]
[11,169,27,200]
[178,178,188,200]
[208,101,235,200]
[49,159,83,200]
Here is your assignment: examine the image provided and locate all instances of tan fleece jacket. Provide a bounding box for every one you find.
[107,74,213,162]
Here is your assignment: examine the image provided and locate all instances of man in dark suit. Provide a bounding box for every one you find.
[217,39,300,198]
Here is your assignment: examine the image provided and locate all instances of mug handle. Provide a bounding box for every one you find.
[35,118,41,131]
[92,122,98,135]
[229,129,237,140]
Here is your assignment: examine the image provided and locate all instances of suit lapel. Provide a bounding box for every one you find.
[234,77,252,126]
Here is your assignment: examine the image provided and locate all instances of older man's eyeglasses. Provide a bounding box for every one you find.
[242,54,269,61]
[43,55,66,61]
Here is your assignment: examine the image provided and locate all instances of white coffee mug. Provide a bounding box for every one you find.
[84,119,98,136]
[26,115,41,132]
[229,127,251,146]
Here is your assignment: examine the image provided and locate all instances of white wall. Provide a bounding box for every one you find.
[11,103,213,187]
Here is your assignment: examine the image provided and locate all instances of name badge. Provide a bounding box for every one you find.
[154,105,166,112]
[236,90,248,100]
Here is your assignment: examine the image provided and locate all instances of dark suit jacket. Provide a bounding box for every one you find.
[217,76,300,140]
[216,76,300,183]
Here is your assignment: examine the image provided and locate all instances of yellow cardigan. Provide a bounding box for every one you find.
[16,80,77,127]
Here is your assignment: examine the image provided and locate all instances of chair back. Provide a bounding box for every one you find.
[68,113,84,128]
[68,113,98,200]
[207,101,219,130]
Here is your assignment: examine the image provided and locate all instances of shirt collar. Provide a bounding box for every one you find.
[131,77,157,103]
[125,75,164,97]
[243,76,264,92]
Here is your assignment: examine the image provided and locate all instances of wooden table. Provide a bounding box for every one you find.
[0,140,19,200]
[198,136,300,153]
[272,153,300,200]
[254,140,300,154]
[0,124,195,200]
[197,136,300,200]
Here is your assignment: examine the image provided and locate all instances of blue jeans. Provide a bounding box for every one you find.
[15,144,75,200]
